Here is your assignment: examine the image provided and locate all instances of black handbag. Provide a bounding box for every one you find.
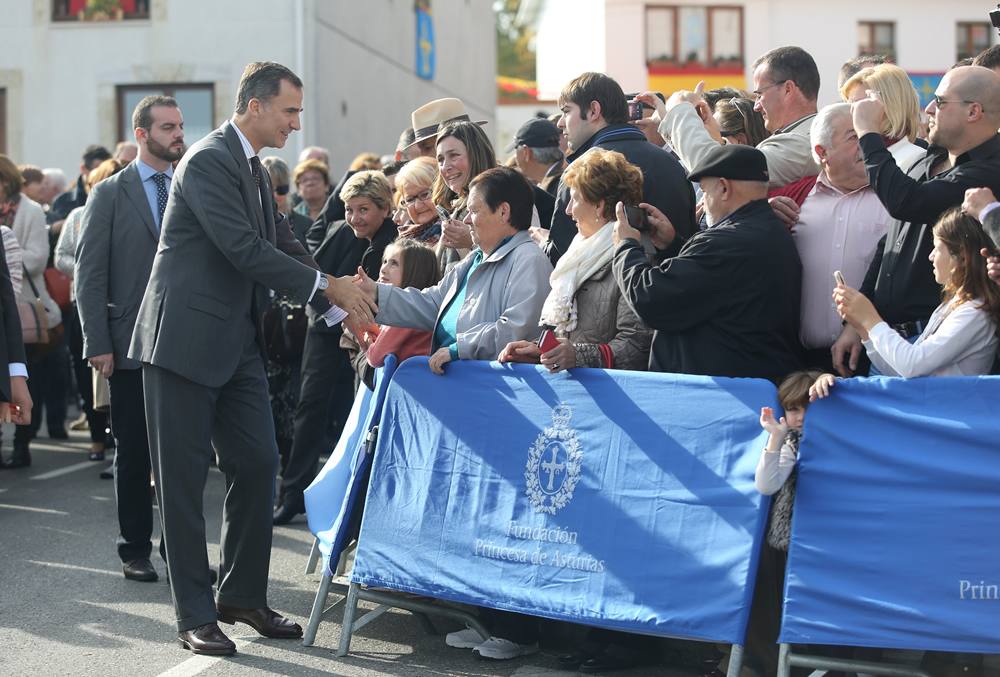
[261,298,307,364]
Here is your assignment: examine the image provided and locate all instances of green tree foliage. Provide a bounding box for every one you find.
[495,0,536,81]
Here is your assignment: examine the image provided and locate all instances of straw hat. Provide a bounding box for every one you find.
[408,98,487,149]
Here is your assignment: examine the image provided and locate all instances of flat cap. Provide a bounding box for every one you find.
[687,144,770,183]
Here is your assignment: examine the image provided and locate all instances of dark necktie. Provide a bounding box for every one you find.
[151,172,168,230]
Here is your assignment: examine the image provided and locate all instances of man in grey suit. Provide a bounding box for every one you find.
[128,62,375,656]
[76,95,185,583]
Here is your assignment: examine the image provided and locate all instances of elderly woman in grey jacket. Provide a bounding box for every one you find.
[500,148,651,373]
[355,167,552,374]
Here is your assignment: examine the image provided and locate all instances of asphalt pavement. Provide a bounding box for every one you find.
[0,423,694,677]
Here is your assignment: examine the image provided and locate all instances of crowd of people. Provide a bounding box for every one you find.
[1,38,999,674]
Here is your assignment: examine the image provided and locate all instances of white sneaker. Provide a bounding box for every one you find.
[473,636,539,660]
[445,627,487,649]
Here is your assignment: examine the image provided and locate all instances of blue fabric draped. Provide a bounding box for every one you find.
[779,376,1000,653]
[304,355,398,575]
[350,358,774,643]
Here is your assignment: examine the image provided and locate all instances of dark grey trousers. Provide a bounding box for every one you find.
[143,339,278,632]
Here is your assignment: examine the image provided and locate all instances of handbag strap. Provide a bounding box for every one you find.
[22,264,43,300]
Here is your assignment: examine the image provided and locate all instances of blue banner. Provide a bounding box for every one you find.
[415,8,435,80]
[351,359,775,643]
[780,376,1000,653]
[305,356,397,574]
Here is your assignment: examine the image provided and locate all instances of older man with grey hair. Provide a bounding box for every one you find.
[787,102,891,372]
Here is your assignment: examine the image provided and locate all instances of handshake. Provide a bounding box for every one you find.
[320,267,380,342]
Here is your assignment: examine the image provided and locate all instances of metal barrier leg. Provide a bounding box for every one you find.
[302,572,333,646]
[336,581,362,657]
[777,643,791,677]
[305,538,320,575]
[726,644,744,677]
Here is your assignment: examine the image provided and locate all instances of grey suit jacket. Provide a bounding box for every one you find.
[128,121,320,388]
[983,207,1000,251]
[75,161,159,370]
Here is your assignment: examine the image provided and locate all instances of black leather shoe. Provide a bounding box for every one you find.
[272,499,304,525]
[216,604,302,639]
[123,558,158,582]
[178,622,236,656]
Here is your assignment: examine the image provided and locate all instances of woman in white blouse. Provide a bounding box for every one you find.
[827,208,999,380]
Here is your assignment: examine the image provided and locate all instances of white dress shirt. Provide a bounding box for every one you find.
[231,121,345,326]
[793,174,891,349]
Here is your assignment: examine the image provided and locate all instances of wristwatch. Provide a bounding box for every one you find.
[317,275,330,291]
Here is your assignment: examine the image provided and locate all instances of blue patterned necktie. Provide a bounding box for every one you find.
[151,172,168,230]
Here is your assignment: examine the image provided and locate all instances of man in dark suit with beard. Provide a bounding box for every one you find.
[128,62,376,656]
[76,95,186,583]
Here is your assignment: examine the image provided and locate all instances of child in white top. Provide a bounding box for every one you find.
[831,207,1000,378]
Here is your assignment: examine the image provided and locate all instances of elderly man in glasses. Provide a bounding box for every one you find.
[638,46,820,192]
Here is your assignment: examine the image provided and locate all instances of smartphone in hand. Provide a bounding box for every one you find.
[538,329,560,353]
[833,270,846,286]
[623,205,648,232]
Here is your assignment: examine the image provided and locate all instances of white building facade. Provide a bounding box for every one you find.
[536,0,997,107]
[0,0,495,176]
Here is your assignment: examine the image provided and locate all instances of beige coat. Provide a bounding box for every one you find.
[566,261,651,371]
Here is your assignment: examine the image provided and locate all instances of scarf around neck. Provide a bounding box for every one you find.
[539,221,615,334]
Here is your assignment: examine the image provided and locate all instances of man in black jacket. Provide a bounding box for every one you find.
[832,65,1000,376]
[274,171,398,524]
[613,145,802,383]
[545,72,696,265]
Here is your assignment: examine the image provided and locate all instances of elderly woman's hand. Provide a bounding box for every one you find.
[833,284,881,339]
[428,346,453,375]
[539,338,575,374]
[441,218,473,250]
[499,340,541,364]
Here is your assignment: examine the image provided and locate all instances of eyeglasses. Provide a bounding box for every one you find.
[751,80,788,100]
[402,189,432,207]
[274,184,290,196]
[932,94,977,108]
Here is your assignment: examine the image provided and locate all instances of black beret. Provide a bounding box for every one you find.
[687,144,770,183]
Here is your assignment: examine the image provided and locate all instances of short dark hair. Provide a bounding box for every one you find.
[558,72,629,125]
[381,159,407,177]
[838,54,888,89]
[235,61,302,115]
[753,46,820,101]
[132,95,179,132]
[18,164,44,185]
[82,144,112,169]
[468,166,534,231]
[973,45,1000,70]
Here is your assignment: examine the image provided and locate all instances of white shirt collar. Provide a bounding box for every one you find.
[230,120,256,162]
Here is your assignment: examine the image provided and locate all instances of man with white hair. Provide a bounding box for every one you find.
[298,145,330,166]
[41,168,68,207]
[791,103,891,371]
